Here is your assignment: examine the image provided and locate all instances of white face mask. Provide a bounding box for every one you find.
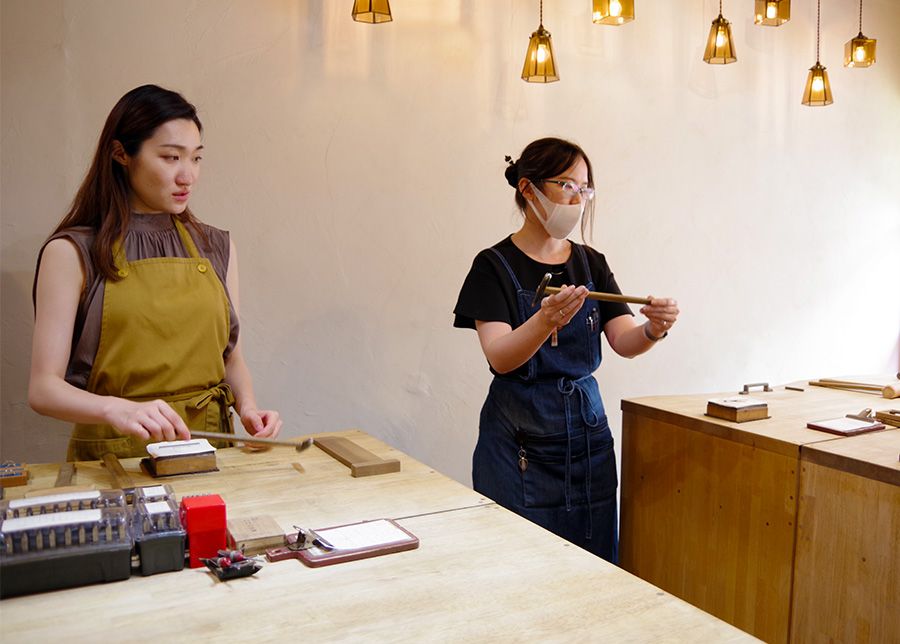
[527,183,585,240]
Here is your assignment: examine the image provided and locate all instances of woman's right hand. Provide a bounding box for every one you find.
[538,284,589,330]
[103,398,191,442]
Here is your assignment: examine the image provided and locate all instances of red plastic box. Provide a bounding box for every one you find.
[180,494,227,568]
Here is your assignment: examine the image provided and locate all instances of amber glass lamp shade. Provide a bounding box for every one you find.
[801,63,833,106]
[592,0,634,26]
[703,15,736,64]
[844,33,876,67]
[754,0,790,26]
[521,26,559,83]
[351,0,392,24]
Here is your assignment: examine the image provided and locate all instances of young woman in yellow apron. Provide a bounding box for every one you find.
[29,85,281,461]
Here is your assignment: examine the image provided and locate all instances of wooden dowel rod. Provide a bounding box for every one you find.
[809,381,900,399]
[809,380,881,391]
[819,378,880,388]
[191,431,314,452]
[543,286,651,305]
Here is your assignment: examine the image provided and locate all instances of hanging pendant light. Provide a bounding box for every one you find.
[703,1,736,64]
[802,0,833,106]
[592,0,634,26]
[754,0,790,27]
[351,0,392,24]
[844,0,876,67]
[522,0,559,83]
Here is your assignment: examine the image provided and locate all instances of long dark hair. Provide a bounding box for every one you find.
[504,137,595,240]
[52,84,204,281]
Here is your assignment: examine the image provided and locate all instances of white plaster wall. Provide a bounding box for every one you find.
[2,0,898,485]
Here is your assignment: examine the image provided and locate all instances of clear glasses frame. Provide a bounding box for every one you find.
[541,179,595,201]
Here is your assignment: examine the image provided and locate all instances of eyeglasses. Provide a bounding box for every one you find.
[541,179,595,201]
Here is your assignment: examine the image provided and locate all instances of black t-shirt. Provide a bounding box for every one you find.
[453,236,633,376]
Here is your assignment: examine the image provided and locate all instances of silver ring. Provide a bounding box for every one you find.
[559,309,566,318]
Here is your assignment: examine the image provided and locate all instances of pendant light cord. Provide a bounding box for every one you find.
[719,0,723,15]
[816,0,821,62]
[858,0,863,32]
[540,0,543,27]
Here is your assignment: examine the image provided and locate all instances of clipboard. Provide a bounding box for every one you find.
[266,518,419,568]
[806,417,886,436]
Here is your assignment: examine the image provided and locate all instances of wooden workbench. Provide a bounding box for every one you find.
[0,429,752,642]
[619,381,900,643]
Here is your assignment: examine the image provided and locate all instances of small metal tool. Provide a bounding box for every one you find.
[740,382,772,394]
[531,272,652,308]
[191,431,314,453]
[289,526,335,551]
[846,408,875,422]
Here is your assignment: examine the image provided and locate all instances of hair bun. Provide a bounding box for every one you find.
[504,156,519,188]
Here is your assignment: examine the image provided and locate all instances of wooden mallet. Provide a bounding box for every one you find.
[808,379,900,400]
[191,431,314,452]
[531,272,652,308]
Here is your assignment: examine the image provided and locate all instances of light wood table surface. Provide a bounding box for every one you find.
[0,429,753,642]
[619,379,899,643]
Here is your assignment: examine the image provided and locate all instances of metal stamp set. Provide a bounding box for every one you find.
[0,485,187,598]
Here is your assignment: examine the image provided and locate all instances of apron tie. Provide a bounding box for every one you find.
[189,383,236,435]
[558,377,598,540]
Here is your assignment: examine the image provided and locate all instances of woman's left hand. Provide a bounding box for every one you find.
[640,297,680,338]
[240,408,283,439]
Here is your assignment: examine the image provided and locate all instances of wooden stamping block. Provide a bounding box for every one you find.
[706,397,769,423]
[314,437,400,477]
[140,439,218,477]
[0,462,28,488]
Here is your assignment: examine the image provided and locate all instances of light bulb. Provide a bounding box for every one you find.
[811,75,824,92]
[536,45,548,63]
[766,2,777,19]
[716,29,726,48]
[854,46,866,62]
[610,0,622,17]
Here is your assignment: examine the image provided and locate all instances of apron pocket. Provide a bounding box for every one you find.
[66,435,142,462]
[519,429,617,509]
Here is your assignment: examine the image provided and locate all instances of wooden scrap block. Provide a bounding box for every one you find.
[314,436,400,477]
[227,516,285,555]
[706,397,769,423]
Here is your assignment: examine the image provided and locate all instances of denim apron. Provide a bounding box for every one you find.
[473,244,618,563]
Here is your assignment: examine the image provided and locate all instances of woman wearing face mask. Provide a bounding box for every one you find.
[453,137,678,563]
[29,84,282,461]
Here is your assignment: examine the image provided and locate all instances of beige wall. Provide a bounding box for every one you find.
[2,0,899,484]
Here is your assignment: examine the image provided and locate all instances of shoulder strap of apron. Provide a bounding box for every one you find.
[488,247,523,291]
[172,217,201,259]
[572,243,593,285]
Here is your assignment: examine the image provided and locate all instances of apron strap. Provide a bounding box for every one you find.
[172,217,202,259]
[558,376,600,540]
[488,247,524,292]
[112,238,129,276]
[132,382,236,434]
[572,243,593,286]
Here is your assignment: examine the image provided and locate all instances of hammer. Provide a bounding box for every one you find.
[191,431,315,453]
[531,272,652,308]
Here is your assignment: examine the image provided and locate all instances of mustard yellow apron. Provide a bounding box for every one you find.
[67,217,235,461]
